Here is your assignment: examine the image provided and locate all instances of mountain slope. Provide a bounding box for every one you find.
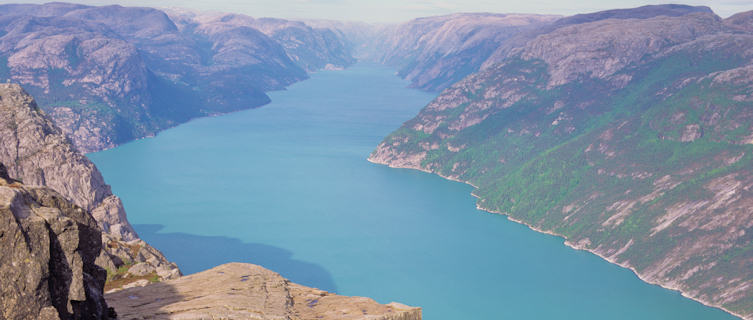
[370,13,559,91]
[371,6,753,319]
[165,10,356,72]
[0,3,354,152]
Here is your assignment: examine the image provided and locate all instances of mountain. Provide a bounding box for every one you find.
[0,83,180,291]
[371,5,753,319]
[0,3,354,152]
[107,262,421,320]
[303,19,387,60]
[367,13,560,91]
[165,10,356,72]
[0,163,111,319]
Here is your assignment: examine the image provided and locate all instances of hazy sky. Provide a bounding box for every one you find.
[9,0,753,22]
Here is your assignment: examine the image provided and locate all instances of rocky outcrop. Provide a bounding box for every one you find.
[0,164,111,319]
[0,83,135,240]
[371,5,753,319]
[0,3,355,152]
[106,262,421,320]
[97,233,181,292]
[0,83,180,290]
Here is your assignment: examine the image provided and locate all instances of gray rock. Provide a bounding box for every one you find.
[0,83,137,241]
[0,175,109,319]
[125,263,152,277]
[0,83,180,290]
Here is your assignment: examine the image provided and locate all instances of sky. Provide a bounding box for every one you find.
[8,0,753,22]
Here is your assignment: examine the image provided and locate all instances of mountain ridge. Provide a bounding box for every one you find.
[0,3,355,152]
[370,5,753,319]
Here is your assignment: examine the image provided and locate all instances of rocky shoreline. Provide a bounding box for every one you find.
[367,155,746,320]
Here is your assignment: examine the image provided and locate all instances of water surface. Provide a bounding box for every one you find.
[90,63,736,319]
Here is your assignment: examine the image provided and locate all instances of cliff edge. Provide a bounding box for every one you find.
[107,262,421,320]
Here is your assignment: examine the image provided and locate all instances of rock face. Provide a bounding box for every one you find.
[368,13,560,91]
[106,262,421,320]
[371,5,753,319]
[0,83,134,240]
[0,83,180,289]
[0,165,110,319]
[0,3,354,152]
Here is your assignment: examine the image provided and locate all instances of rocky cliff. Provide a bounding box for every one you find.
[106,262,421,320]
[0,163,110,319]
[371,5,753,319]
[0,83,180,290]
[0,3,355,152]
[0,83,135,240]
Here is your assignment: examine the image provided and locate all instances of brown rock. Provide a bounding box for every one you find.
[106,263,421,320]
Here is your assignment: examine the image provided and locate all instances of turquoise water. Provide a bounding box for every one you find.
[90,63,736,320]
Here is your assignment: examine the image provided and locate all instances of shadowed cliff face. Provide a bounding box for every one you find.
[0,3,354,152]
[0,165,110,320]
[371,5,753,319]
[0,83,181,291]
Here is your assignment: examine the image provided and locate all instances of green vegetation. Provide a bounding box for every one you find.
[375,44,753,315]
[104,261,161,292]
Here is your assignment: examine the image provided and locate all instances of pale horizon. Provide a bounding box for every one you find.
[6,0,753,23]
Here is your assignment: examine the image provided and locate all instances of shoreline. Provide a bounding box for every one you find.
[367,156,747,320]
[85,63,365,155]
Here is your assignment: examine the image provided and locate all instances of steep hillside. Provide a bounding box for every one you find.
[0,83,135,240]
[371,5,753,319]
[371,13,559,91]
[0,83,180,290]
[0,3,354,152]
